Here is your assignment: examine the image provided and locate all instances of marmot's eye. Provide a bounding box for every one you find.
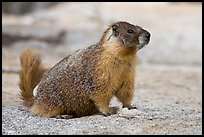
[127,29,134,34]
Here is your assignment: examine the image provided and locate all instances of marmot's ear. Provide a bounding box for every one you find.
[112,24,119,36]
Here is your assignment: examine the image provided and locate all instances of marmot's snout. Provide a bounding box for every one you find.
[138,30,151,50]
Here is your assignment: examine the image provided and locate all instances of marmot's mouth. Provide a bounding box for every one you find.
[138,44,145,50]
[137,40,149,50]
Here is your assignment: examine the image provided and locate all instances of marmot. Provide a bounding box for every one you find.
[19,21,150,118]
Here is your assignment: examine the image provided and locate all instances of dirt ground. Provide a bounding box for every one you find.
[2,2,202,135]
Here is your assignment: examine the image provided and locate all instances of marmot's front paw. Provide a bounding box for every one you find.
[122,105,137,110]
[56,115,73,119]
[100,107,119,116]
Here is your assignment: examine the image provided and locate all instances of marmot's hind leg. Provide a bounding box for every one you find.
[30,103,64,118]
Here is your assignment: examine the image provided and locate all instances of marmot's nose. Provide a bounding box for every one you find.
[140,31,151,40]
[143,31,151,39]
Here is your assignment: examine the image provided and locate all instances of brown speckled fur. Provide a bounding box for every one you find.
[19,21,150,118]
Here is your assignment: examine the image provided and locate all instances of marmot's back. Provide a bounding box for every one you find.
[35,45,103,117]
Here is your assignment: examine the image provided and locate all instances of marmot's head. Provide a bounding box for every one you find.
[101,21,150,55]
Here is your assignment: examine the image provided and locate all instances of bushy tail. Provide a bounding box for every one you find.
[19,49,46,108]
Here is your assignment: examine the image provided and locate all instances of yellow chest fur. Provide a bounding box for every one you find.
[96,46,136,94]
